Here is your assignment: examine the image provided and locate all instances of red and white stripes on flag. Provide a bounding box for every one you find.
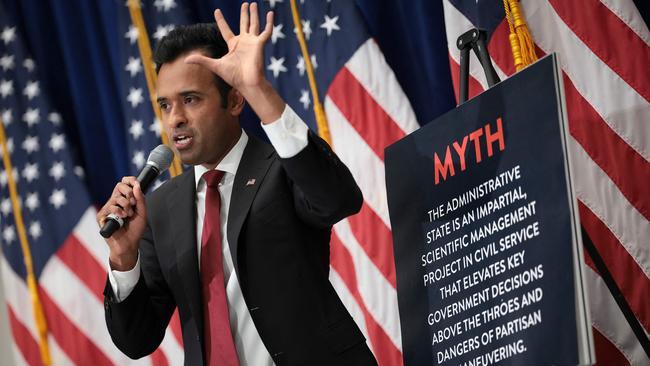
[443,1,650,364]
[325,39,420,366]
[1,208,184,365]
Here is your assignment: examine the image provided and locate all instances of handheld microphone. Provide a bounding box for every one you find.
[99,145,174,238]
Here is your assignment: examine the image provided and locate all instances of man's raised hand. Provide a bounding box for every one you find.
[185,2,273,94]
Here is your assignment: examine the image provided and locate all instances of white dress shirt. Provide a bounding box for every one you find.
[108,105,309,365]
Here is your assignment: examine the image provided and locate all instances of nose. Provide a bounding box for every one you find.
[168,104,187,129]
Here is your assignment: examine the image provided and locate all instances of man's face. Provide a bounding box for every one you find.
[156,50,242,169]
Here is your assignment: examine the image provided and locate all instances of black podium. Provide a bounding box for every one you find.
[385,54,594,366]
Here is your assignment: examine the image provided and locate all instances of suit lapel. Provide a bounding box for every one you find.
[167,169,204,337]
[227,136,274,278]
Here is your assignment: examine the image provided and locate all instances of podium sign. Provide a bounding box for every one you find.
[385,55,593,365]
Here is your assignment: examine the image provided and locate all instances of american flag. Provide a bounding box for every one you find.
[118,0,186,184]
[443,1,650,364]
[260,0,419,364]
[0,1,185,365]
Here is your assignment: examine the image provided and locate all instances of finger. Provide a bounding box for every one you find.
[97,208,109,226]
[115,182,136,205]
[133,183,147,218]
[121,176,137,186]
[185,54,223,76]
[98,212,112,227]
[214,9,235,41]
[240,2,250,34]
[185,53,215,66]
[106,204,128,220]
[249,2,260,35]
[114,196,134,216]
[112,176,135,197]
[259,11,274,43]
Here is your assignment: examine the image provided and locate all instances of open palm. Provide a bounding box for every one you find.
[185,2,273,93]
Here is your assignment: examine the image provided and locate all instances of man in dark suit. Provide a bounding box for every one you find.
[97,3,377,366]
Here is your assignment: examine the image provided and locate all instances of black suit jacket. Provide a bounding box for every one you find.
[104,133,378,366]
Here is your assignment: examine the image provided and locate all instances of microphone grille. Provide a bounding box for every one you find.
[147,144,174,171]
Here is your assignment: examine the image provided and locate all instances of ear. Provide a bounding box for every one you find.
[227,89,246,116]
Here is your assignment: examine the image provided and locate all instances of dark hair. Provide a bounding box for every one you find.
[154,23,231,107]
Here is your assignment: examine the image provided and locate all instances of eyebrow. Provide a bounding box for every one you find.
[156,90,204,103]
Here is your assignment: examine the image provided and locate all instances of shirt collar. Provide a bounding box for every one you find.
[194,130,248,188]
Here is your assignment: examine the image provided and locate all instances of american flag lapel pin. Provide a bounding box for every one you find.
[246,178,256,186]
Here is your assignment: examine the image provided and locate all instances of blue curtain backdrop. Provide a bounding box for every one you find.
[3,0,455,204]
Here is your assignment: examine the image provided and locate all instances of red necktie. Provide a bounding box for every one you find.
[201,170,239,366]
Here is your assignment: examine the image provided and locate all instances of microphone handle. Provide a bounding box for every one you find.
[99,165,160,238]
[99,215,122,238]
[137,164,160,191]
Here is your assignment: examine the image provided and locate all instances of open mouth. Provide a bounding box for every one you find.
[173,134,193,149]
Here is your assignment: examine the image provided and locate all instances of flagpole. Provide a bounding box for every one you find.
[126,0,183,177]
[289,0,332,145]
[0,119,51,366]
